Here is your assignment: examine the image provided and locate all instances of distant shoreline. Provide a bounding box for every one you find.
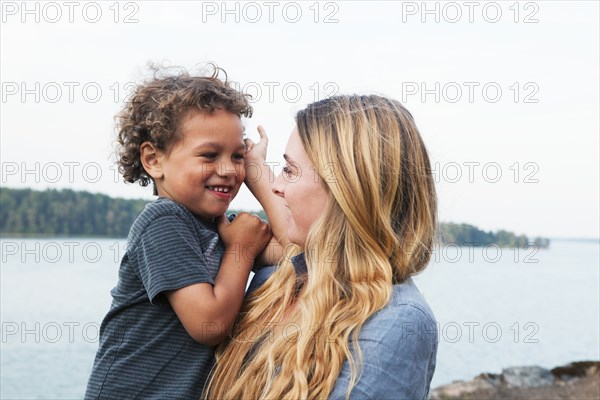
[0,233,125,240]
[549,237,600,243]
[0,233,596,242]
[0,187,566,247]
[3,235,598,245]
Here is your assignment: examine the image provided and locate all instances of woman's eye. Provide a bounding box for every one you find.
[282,166,293,176]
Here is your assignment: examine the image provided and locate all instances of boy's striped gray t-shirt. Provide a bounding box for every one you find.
[85,197,231,399]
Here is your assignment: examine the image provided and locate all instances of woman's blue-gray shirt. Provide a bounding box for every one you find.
[249,254,438,400]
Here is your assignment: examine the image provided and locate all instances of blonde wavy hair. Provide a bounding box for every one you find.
[204,95,437,399]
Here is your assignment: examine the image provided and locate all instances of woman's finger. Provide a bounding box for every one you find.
[244,138,255,150]
[257,125,268,144]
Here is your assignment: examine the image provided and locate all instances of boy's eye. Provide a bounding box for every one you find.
[200,153,217,159]
[233,153,244,161]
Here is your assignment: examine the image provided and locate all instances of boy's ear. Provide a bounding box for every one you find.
[140,142,164,179]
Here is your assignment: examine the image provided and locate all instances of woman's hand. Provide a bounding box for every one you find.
[244,125,275,200]
[243,125,291,248]
[244,125,268,169]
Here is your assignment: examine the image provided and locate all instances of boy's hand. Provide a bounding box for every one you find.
[216,212,272,261]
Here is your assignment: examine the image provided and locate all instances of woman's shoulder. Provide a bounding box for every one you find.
[360,278,437,346]
[391,278,436,323]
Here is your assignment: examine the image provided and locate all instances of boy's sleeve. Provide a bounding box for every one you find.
[134,213,214,303]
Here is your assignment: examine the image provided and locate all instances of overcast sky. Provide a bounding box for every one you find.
[1,1,598,239]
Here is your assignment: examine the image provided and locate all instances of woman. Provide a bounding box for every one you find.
[205,95,438,399]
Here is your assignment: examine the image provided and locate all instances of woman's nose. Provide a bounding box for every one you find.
[272,172,285,198]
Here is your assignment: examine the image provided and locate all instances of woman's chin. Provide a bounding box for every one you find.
[287,229,306,248]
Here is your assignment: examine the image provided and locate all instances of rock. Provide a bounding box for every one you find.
[501,366,554,388]
[429,376,496,399]
[552,361,600,379]
[429,360,599,400]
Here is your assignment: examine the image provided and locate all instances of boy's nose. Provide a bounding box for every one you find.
[217,161,238,177]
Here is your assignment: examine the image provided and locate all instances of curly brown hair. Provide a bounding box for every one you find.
[115,64,252,194]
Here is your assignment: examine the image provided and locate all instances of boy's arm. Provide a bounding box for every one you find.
[244,126,290,247]
[165,213,271,346]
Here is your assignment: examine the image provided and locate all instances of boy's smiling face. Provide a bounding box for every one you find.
[144,108,246,220]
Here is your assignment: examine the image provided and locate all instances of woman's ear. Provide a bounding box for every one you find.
[140,142,164,179]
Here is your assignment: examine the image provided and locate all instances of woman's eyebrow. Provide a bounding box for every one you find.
[283,154,293,162]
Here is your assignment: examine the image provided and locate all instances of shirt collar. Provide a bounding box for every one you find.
[291,252,308,275]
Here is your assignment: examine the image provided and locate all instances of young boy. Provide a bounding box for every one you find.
[84,66,272,399]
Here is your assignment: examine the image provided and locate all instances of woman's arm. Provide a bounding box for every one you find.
[254,236,284,267]
[244,126,290,247]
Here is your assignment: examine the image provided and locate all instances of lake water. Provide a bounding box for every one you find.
[1,238,599,399]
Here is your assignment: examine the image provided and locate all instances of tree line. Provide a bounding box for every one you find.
[0,188,266,237]
[439,222,550,249]
[0,188,548,248]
